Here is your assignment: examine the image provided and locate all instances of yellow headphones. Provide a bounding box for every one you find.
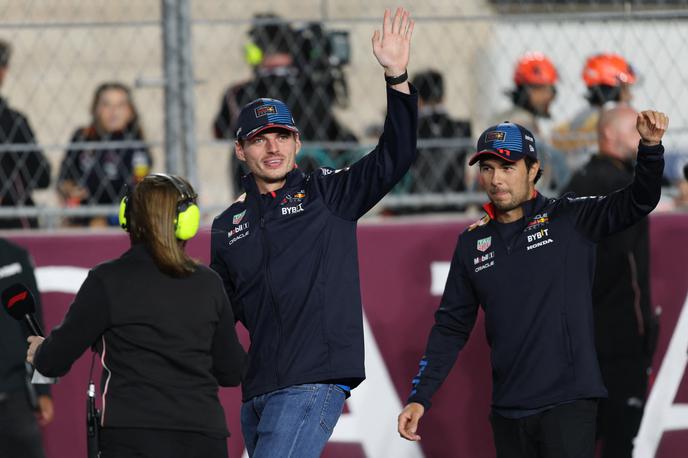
[119,173,200,241]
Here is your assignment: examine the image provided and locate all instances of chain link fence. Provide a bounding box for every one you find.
[1,0,687,228]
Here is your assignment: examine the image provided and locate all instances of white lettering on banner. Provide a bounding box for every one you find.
[241,312,425,458]
[430,262,451,296]
[0,262,22,279]
[634,290,688,458]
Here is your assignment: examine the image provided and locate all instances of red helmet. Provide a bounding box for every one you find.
[513,52,558,86]
[582,53,636,87]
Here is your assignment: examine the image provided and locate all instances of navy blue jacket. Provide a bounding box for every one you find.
[408,142,664,412]
[211,86,418,401]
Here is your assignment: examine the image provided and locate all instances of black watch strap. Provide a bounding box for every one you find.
[385,70,408,86]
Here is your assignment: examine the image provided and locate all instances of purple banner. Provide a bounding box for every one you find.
[5,212,688,458]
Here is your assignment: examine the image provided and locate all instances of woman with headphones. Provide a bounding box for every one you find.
[26,174,246,458]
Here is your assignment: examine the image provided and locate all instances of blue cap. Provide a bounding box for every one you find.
[235,98,299,140]
[469,122,537,165]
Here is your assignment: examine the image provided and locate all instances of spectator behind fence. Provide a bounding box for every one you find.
[488,52,569,193]
[0,237,53,458]
[0,39,51,229]
[213,13,356,196]
[552,53,637,173]
[562,105,659,458]
[402,69,471,212]
[57,82,151,227]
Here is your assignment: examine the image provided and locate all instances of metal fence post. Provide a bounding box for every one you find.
[162,0,182,175]
[178,0,198,188]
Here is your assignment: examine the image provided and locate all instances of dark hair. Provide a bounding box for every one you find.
[0,39,10,68]
[585,84,622,106]
[510,85,556,117]
[128,175,197,277]
[524,155,543,184]
[89,82,144,139]
[412,70,444,104]
[249,13,295,56]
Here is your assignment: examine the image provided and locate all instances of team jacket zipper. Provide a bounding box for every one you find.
[258,205,283,386]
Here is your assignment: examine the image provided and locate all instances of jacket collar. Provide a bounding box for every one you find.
[482,191,546,221]
[241,168,305,198]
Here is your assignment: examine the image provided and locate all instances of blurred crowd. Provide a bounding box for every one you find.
[1,15,688,229]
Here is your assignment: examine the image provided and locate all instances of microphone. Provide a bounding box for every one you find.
[683,163,688,181]
[1,283,44,336]
[1,283,57,385]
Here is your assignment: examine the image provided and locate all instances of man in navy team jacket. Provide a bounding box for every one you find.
[211,8,417,457]
[399,111,668,458]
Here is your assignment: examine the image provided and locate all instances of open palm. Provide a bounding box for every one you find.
[372,8,414,75]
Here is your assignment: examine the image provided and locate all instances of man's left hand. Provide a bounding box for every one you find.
[637,110,669,146]
[372,7,415,92]
[36,395,54,426]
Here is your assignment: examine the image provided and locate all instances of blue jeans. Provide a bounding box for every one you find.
[241,384,346,458]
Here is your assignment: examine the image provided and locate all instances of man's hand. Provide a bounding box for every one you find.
[372,7,414,93]
[26,335,44,365]
[36,395,54,426]
[398,402,425,441]
[637,110,669,147]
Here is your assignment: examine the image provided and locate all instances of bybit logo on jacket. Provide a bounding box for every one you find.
[281,190,306,216]
[526,228,554,251]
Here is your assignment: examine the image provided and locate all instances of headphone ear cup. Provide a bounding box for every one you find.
[175,203,200,240]
[119,196,129,231]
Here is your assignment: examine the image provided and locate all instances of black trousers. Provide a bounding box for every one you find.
[490,400,598,458]
[597,358,648,458]
[0,391,46,458]
[99,428,228,458]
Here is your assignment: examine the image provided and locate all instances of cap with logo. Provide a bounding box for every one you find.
[468,122,538,165]
[235,98,299,140]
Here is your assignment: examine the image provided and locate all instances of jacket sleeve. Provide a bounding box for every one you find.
[209,219,245,324]
[564,142,664,242]
[210,281,247,387]
[315,85,418,220]
[33,271,110,377]
[407,235,480,410]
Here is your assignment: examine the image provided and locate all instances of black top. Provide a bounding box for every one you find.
[34,244,246,437]
[563,154,655,362]
[408,142,664,412]
[0,97,51,228]
[0,238,49,397]
[211,86,418,401]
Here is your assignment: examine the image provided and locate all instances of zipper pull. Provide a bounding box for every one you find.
[260,216,265,228]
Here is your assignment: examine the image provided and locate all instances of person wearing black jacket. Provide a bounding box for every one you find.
[398,111,668,458]
[27,174,246,458]
[0,238,52,458]
[0,39,51,229]
[562,105,657,458]
[210,8,416,457]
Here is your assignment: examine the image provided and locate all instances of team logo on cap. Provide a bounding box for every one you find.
[477,236,492,252]
[486,131,506,142]
[254,105,277,117]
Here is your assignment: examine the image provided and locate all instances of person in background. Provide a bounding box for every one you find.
[552,53,637,173]
[0,39,51,229]
[28,174,246,458]
[404,69,471,212]
[0,237,52,458]
[563,106,659,458]
[489,52,570,193]
[58,82,152,227]
[213,13,356,196]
